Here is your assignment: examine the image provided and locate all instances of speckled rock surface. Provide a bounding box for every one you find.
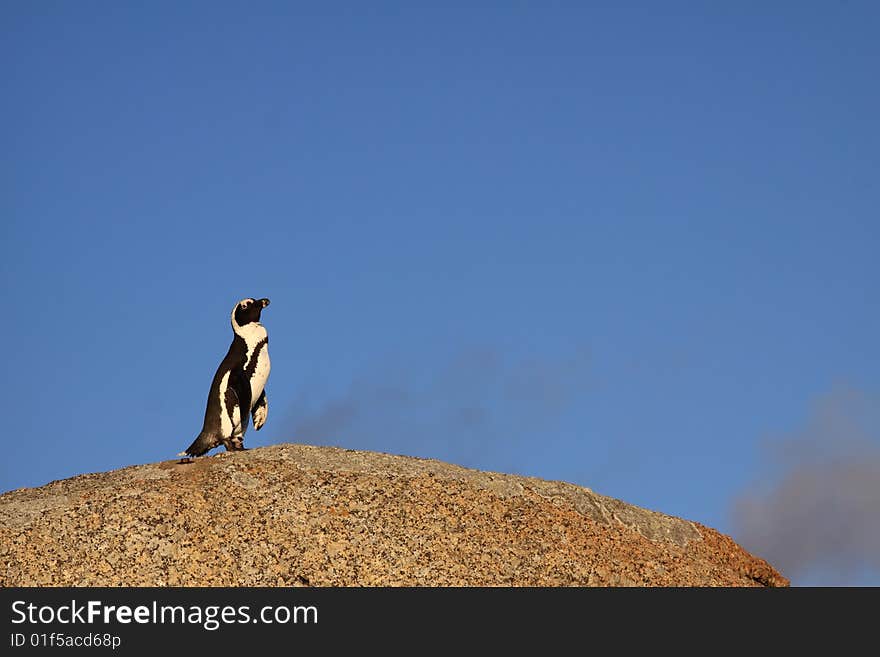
[0,444,787,586]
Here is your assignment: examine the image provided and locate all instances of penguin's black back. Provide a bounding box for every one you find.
[201,334,253,436]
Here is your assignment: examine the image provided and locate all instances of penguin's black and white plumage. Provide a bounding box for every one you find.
[180,297,271,459]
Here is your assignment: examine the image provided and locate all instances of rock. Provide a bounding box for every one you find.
[0,443,788,586]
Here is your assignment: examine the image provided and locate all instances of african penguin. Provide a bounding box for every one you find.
[180,297,271,459]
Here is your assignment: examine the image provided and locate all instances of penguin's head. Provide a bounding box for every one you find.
[232,297,270,327]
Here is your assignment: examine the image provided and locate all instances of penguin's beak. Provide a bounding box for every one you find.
[260,298,270,308]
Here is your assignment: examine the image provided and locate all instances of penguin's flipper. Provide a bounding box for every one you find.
[221,384,249,452]
[252,389,268,430]
[228,371,251,435]
[225,384,242,433]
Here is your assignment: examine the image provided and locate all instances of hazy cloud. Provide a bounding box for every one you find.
[282,345,592,473]
[731,385,880,585]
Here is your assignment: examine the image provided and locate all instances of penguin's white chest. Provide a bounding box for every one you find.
[249,346,270,408]
[236,322,271,412]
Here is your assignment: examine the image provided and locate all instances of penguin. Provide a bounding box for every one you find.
[180,297,271,460]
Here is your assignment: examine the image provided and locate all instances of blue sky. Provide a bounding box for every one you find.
[2,2,878,586]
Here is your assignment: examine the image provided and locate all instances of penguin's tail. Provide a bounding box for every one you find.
[179,432,215,458]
